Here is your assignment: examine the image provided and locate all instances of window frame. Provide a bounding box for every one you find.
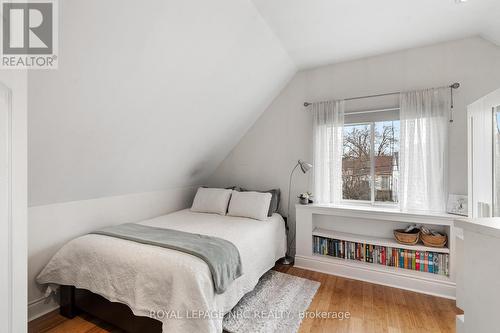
[341,120,399,208]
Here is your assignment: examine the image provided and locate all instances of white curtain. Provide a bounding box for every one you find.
[312,100,345,204]
[399,88,449,212]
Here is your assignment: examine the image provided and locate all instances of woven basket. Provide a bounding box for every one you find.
[421,233,447,248]
[393,229,420,245]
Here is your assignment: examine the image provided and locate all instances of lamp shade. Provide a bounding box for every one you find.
[298,160,312,173]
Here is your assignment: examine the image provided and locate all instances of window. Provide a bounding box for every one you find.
[342,120,400,204]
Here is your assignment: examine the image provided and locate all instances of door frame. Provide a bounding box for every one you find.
[0,72,28,333]
[0,81,14,333]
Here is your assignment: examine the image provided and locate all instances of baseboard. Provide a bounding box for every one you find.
[295,255,456,299]
[28,296,59,322]
[456,314,465,333]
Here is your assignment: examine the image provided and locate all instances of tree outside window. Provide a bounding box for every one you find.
[342,120,400,203]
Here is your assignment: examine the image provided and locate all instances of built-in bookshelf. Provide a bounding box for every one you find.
[295,204,457,299]
[312,228,449,277]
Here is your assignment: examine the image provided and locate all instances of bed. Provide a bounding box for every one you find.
[37,208,287,333]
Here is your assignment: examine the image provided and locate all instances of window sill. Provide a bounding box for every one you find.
[339,200,399,210]
[295,202,457,223]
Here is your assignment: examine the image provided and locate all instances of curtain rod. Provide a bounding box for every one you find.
[303,82,460,107]
[345,107,399,116]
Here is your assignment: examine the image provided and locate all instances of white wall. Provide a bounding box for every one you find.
[27,0,296,318]
[0,71,28,333]
[27,0,297,321]
[28,186,196,320]
[28,0,295,206]
[209,37,500,253]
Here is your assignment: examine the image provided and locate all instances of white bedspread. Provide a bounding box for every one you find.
[37,209,287,333]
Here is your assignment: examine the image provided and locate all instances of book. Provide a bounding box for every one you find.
[312,235,449,277]
[434,254,439,275]
[415,251,420,271]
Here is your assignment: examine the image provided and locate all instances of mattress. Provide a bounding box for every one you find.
[37,209,287,333]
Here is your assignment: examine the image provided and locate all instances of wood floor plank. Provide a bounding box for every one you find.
[385,290,402,331]
[29,264,461,333]
[28,310,69,333]
[346,280,363,332]
[44,316,97,333]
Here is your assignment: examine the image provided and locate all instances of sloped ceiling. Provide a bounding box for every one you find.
[251,0,500,69]
[29,0,500,206]
[28,0,295,206]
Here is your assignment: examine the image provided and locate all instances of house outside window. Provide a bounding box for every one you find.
[342,120,400,205]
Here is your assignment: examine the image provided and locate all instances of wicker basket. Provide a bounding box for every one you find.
[393,229,420,245]
[421,233,447,248]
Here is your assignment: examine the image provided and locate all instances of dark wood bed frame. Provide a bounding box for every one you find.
[60,285,162,333]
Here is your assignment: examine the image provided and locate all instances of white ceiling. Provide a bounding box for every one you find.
[28,0,295,206]
[28,0,500,206]
[251,0,500,69]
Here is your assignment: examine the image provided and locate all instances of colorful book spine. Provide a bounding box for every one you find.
[420,252,424,272]
[311,235,449,276]
[434,254,439,275]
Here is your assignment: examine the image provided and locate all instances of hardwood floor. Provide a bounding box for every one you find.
[29,265,461,333]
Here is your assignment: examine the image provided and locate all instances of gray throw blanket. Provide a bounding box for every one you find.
[91,223,242,294]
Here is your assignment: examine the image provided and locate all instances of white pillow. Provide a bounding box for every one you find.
[227,190,272,221]
[191,187,232,215]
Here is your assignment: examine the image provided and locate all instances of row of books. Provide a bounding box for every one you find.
[313,236,449,276]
